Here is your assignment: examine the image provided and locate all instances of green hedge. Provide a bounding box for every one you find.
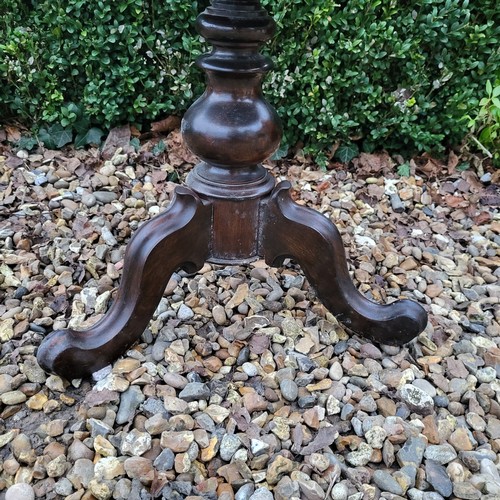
[1,0,499,156]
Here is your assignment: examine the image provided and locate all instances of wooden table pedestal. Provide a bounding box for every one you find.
[37,0,427,379]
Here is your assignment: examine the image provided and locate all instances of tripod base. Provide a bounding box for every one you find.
[37,179,427,380]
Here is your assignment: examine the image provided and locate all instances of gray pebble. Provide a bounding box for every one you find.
[280,379,298,402]
[412,378,437,398]
[249,487,274,500]
[94,191,118,203]
[151,340,168,362]
[341,403,355,421]
[14,286,29,299]
[434,395,449,407]
[480,458,500,482]
[294,353,317,372]
[116,385,145,425]
[154,448,175,470]
[346,442,373,467]
[237,346,250,365]
[407,489,424,500]
[397,436,427,467]
[380,344,401,355]
[140,397,166,417]
[298,395,317,408]
[87,418,114,437]
[331,483,349,500]
[21,356,47,384]
[81,193,97,207]
[334,341,349,355]
[235,483,255,500]
[54,477,74,496]
[162,372,188,389]
[424,444,457,464]
[373,470,404,495]
[329,361,343,380]
[275,367,295,383]
[67,458,95,489]
[476,367,497,383]
[212,304,227,325]
[195,413,216,433]
[186,372,203,383]
[295,373,314,387]
[177,304,194,320]
[100,226,117,246]
[351,417,363,436]
[242,362,259,377]
[251,438,270,457]
[220,433,241,461]
[172,481,192,496]
[358,394,377,412]
[425,460,453,497]
[400,384,434,415]
[422,493,445,500]
[453,482,481,499]
[179,382,210,401]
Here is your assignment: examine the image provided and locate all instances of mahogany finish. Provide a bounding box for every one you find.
[262,183,428,345]
[38,0,427,379]
[37,189,211,380]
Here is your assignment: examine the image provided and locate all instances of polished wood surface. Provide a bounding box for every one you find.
[37,0,427,379]
[37,188,211,380]
[263,182,428,345]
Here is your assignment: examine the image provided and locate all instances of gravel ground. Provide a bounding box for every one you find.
[0,130,499,500]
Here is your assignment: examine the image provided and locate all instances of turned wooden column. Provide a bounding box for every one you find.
[36,0,427,380]
[182,0,281,263]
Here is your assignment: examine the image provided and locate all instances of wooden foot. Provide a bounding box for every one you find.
[262,182,427,345]
[37,187,211,379]
[36,1,428,379]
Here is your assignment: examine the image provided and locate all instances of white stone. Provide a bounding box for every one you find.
[242,362,259,377]
[5,483,35,500]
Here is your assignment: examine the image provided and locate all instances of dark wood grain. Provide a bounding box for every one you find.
[262,182,428,345]
[182,0,282,199]
[37,0,428,379]
[37,188,211,379]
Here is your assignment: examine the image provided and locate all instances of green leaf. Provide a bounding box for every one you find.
[130,137,140,152]
[168,171,179,183]
[456,162,470,171]
[2,0,498,159]
[315,151,329,170]
[37,124,73,149]
[335,142,359,163]
[15,135,38,151]
[73,116,91,135]
[152,139,166,156]
[51,125,73,148]
[397,163,411,177]
[479,126,492,144]
[486,80,492,96]
[74,127,104,148]
[270,143,289,161]
[37,128,55,150]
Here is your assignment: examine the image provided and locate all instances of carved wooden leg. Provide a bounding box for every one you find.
[262,182,427,345]
[37,187,211,380]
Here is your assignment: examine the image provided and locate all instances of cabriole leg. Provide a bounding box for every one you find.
[37,188,211,379]
[262,182,427,345]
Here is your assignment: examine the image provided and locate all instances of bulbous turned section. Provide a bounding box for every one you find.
[183,73,281,168]
[182,0,282,185]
